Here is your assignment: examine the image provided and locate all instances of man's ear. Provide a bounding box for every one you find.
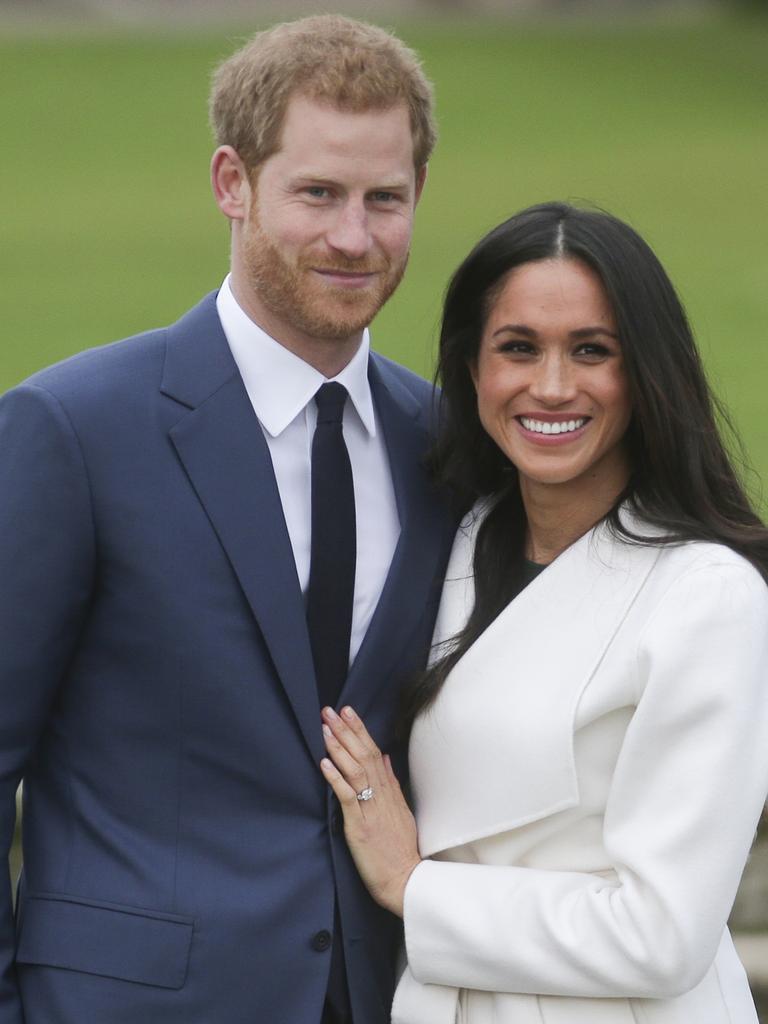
[211,146,251,221]
[414,164,428,205]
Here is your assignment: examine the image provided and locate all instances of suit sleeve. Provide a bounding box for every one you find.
[403,559,768,998]
[0,384,95,1020]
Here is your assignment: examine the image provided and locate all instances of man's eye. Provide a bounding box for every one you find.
[305,186,328,198]
[370,191,396,203]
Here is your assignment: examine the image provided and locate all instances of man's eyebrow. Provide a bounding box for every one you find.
[366,180,412,191]
[288,174,412,191]
[288,175,336,187]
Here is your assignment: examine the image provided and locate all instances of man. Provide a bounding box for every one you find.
[0,16,457,1024]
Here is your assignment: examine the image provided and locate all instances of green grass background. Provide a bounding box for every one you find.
[1,15,767,498]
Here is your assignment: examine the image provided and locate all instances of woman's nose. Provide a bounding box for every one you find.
[527,355,577,405]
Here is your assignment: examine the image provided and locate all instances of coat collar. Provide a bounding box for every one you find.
[160,294,453,762]
[410,505,662,858]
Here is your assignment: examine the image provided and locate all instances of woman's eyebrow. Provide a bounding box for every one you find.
[491,324,619,340]
[569,326,619,340]
[491,323,536,338]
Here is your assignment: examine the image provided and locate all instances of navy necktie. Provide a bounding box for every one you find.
[307,382,356,711]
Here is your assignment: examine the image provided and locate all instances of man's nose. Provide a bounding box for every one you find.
[325,201,371,260]
[528,355,577,405]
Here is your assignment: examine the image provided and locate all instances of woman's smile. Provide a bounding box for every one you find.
[516,414,590,441]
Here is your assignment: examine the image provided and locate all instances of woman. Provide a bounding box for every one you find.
[319,202,768,1024]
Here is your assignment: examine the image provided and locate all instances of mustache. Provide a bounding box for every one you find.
[301,255,391,275]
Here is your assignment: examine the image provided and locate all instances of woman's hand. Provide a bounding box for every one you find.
[320,705,421,918]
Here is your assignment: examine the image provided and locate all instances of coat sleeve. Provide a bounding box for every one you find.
[403,558,768,999]
[0,383,95,1020]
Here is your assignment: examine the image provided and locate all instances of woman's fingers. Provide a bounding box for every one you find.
[322,723,371,798]
[320,757,360,808]
[322,706,376,754]
[321,705,387,785]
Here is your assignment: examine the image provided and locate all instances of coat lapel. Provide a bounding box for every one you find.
[161,294,323,763]
[340,357,455,717]
[411,509,663,857]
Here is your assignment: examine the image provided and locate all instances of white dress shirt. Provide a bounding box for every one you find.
[216,276,400,669]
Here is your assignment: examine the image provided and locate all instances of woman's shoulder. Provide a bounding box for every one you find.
[609,507,768,599]
[656,540,767,598]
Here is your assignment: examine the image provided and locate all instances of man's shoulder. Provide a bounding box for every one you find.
[24,328,165,399]
[16,292,220,409]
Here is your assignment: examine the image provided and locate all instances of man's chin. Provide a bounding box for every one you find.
[297,295,384,340]
[299,313,374,343]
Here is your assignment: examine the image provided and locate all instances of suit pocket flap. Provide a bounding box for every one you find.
[16,894,194,989]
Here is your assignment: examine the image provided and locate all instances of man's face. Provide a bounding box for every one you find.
[237,94,424,363]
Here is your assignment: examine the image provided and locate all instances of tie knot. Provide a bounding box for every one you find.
[314,382,348,425]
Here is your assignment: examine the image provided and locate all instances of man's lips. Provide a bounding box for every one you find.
[311,267,381,287]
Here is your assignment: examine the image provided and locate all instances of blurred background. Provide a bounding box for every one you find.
[1,0,767,1013]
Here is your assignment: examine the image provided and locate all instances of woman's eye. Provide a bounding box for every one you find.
[498,341,535,356]
[575,343,611,360]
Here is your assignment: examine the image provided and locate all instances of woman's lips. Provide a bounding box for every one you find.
[516,414,591,445]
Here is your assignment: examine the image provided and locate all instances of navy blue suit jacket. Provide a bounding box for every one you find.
[0,294,457,1024]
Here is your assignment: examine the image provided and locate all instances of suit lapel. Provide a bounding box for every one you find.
[341,357,455,716]
[161,295,323,763]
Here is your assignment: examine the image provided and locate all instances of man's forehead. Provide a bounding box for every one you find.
[270,95,416,174]
[280,92,412,133]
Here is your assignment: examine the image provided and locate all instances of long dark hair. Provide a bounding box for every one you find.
[404,201,768,723]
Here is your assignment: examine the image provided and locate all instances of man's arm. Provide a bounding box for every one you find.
[0,383,95,1019]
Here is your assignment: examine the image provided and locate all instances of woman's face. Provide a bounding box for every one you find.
[471,257,632,496]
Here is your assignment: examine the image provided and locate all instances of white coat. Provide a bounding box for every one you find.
[393,506,768,1024]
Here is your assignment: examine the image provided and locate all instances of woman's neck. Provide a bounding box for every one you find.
[521,461,630,564]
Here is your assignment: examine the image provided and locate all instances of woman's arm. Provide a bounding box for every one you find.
[323,558,768,998]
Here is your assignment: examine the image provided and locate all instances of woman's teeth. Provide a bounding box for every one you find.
[519,417,587,435]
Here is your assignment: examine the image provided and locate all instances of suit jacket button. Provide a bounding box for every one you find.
[312,930,332,952]
[330,810,342,836]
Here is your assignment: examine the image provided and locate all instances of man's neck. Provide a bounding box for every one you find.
[228,271,363,378]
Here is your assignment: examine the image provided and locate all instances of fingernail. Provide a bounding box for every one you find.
[341,706,355,721]
[322,724,332,738]
[325,707,339,719]
[321,758,333,770]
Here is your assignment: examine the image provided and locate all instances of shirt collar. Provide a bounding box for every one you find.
[216,275,376,438]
